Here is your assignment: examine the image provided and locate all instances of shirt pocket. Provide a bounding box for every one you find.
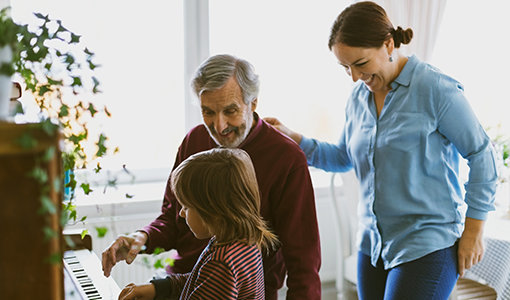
[348,121,374,165]
[384,112,424,153]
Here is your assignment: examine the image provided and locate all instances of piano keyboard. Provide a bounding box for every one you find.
[64,249,121,300]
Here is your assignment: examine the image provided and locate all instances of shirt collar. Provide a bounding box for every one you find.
[391,54,419,89]
[358,55,420,98]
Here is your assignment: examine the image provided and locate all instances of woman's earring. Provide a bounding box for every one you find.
[389,55,394,62]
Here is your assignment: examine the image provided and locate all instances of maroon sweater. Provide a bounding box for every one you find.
[142,114,321,300]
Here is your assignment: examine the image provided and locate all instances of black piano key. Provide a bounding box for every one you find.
[64,252,102,299]
[64,249,120,300]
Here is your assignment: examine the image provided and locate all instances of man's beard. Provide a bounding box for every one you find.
[206,113,253,148]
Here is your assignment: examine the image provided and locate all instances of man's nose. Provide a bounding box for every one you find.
[214,114,228,133]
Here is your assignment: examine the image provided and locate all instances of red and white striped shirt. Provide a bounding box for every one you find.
[151,236,265,299]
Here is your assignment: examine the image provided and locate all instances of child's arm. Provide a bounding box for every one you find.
[117,283,155,300]
[149,273,189,299]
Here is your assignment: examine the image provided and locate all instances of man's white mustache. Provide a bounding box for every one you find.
[220,127,236,135]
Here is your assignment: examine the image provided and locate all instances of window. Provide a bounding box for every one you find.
[10,0,185,173]
[209,0,510,142]
[10,0,508,187]
[209,0,352,143]
[430,0,510,136]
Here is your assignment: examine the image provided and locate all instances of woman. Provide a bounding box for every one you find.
[265,1,497,299]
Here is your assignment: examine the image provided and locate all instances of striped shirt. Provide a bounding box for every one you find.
[151,236,265,299]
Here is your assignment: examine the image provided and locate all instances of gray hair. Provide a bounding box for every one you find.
[191,54,260,105]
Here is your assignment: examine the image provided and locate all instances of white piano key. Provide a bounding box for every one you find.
[64,249,121,300]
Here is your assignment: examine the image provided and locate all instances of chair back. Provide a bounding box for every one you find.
[330,170,360,298]
[330,170,359,259]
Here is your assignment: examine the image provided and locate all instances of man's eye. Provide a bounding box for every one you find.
[225,109,236,114]
[202,110,214,115]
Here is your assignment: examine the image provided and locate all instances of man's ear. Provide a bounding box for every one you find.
[251,98,258,111]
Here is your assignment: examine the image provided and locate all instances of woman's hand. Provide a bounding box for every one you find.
[458,217,485,277]
[263,117,303,145]
[118,283,156,300]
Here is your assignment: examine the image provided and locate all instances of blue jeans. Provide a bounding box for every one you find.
[357,243,459,300]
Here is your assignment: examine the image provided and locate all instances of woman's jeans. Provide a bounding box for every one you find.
[357,243,459,300]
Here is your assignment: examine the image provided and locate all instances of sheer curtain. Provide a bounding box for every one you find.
[362,0,448,62]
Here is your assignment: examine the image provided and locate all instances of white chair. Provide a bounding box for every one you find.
[330,171,359,300]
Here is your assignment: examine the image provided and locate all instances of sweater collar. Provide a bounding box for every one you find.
[238,112,262,148]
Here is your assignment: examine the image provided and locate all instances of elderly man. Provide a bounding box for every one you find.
[102,54,321,300]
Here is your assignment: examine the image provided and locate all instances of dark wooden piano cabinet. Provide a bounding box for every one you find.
[0,122,64,299]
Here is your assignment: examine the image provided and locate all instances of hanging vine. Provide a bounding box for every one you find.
[1,7,130,258]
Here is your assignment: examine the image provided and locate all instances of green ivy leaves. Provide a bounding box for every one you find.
[3,8,113,259]
[95,226,108,238]
[0,7,19,77]
[4,6,135,266]
[141,247,177,270]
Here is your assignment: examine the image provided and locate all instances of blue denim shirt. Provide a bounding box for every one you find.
[300,55,497,269]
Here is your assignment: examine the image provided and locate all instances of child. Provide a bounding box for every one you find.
[118,148,280,300]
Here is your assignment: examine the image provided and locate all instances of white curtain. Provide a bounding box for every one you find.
[357,0,448,62]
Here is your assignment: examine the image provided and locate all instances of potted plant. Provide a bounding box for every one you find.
[0,6,115,242]
[488,124,510,215]
[493,136,510,213]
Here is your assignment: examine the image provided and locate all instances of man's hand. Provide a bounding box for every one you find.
[458,217,485,277]
[118,283,156,300]
[102,231,148,277]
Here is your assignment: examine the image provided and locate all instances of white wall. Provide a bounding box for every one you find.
[0,0,9,9]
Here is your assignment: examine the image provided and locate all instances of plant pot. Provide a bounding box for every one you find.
[64,169,74,201]
[0,45,13,121]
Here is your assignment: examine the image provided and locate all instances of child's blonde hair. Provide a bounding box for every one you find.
[170,148,280,254]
